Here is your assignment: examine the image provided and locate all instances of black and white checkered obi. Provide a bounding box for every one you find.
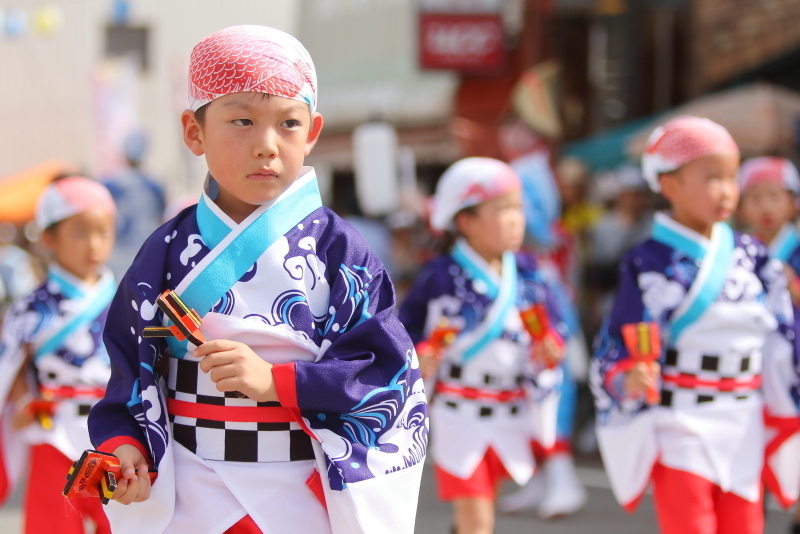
[659,347,762,408]
[166,357,315,463]
[434,362,527,419]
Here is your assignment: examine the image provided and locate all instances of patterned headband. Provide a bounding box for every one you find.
[641,116,739,192]
[189,25,317,113]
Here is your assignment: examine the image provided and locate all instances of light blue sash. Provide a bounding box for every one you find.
[650,214,735,346]
[178,172,323,318]
[770,224,800,264]
[451,240,518,362]
[34,270,116,360]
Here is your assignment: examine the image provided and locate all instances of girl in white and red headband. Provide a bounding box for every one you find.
[399,157,567,534]
[0,176,117,534]
[592,117,800,534]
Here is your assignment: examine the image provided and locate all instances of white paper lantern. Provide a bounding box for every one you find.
[352,121,399,216]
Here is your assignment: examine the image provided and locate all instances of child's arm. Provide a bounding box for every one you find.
[590,252,664,419]
[398,262,441,379]
[88,272,160,471]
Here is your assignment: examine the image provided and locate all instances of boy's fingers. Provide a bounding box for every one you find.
[112,477,129,501]
[193,339,238,358]
[116,477,139,505]
[209,364,237,383]
[135,465,150,502]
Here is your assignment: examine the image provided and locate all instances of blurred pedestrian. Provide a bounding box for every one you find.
[592,117,800,533]
[399,157,567,534]
[735,156,800,533]
[101,129,166,278]
[497,123,588,519]
[0,176,116,533]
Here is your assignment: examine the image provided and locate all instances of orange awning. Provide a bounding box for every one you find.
[0,161,77,225]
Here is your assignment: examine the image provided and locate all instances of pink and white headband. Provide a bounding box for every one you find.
[35,176,116,229]
[189,25,317,113]
[739,157,800,195]
[431,157,522,231]
[641,116,739,192]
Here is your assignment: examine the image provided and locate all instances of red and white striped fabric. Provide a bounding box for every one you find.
[188,25,317,113]
[641,116,740,192]
[430,157,522,231]
[35,176,116,230]
[739,156,800,195]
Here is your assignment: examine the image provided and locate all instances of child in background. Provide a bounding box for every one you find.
[88,26,425,534]
[592,117,800,534]
[399,157,566,534]
[0,176,116,533]
[736,156,800,277]
[735,157,800,534]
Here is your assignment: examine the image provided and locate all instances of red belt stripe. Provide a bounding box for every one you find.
[40,386,105,399]
[661,373,761,392]
[435,382,526,403]
[167,398,296,423]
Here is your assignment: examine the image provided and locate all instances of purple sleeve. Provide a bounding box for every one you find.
[88,271,163,461]
[273,226,426,489]
[397,262,439,345]
[590,253,650,421]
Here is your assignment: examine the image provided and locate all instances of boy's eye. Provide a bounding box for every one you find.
[232,119,253,126]
[282,119,301,129]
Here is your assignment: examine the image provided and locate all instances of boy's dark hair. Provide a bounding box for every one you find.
[437,205,478,254]
[194,103,209,127]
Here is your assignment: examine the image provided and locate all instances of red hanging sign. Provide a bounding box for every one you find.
[419,13,506,73]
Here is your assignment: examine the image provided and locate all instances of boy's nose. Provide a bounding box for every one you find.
[254,128,278,158]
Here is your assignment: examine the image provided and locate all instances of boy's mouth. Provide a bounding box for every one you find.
[248,171,278,181]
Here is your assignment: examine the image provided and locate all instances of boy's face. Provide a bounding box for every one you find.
[181,92,323,219]
[41,210,115,282]
[456,191,526,259]
[738,181,797,238]
[659,153,740,235]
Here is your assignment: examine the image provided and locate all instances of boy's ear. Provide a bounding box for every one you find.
[181,110,205,156]
[39,228,56,251]
[453,210,473,238]
[658,173,677,203]
[304,112,324,156]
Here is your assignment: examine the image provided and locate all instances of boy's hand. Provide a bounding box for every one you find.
[193,340,277,402]
[415,342,440,380]
[624,361,661,401]
[785,265,800,306]
[112,444,152,505]
[11,406,35,430]
[530,334,565,368]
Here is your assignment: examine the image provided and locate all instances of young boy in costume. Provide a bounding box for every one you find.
[0,176,116,533]
[591,116,800,534]
[88,25,426,534]
[736,156,800,534]
[399,157,566,534]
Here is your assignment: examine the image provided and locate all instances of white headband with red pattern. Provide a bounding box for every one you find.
[35,176,116,229]
[431,157,522,232]
[641,116,739,192]
[739,156,800,195]
[188,25,317,113]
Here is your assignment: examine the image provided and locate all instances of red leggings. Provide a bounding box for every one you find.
[651,463,763,534]
[226,514,262,534]
[25,444,111,534]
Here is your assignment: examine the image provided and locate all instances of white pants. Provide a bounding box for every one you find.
[167,441,332,534]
